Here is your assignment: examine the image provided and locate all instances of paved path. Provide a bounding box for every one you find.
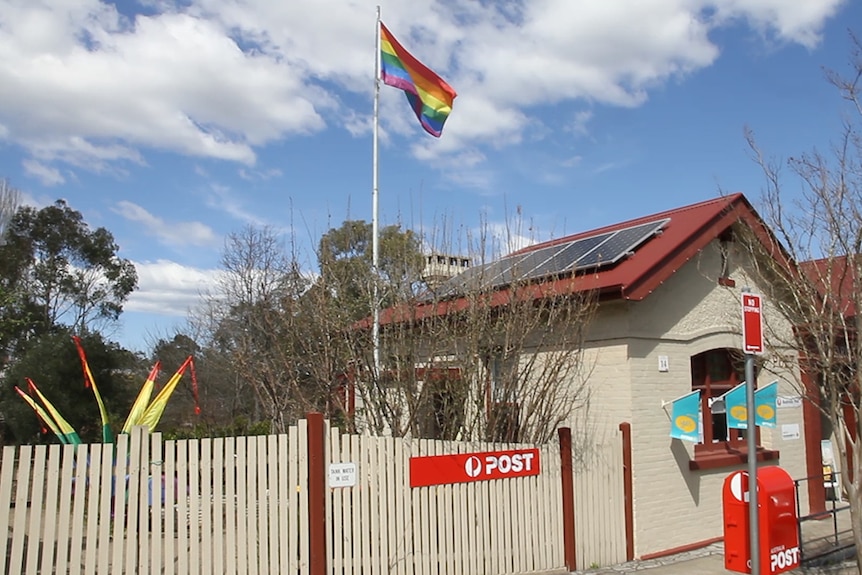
[569,542,857,574]
[569,542,731,574]
[569,508,857,575]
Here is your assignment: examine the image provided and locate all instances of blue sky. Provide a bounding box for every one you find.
[0,0,858,353]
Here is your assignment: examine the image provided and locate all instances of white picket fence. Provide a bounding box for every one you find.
[0,420,627,574]
[325,425,565,575]
[573,427,627,569]
[0,425,307,575]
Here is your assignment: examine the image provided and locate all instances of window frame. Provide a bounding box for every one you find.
[688,348,779,470]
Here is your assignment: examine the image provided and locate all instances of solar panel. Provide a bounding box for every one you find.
[488,242,569,288]
[574,219,669,270]
[431,261,489,298]
[427,217,670,299]
[474,258,516,288]
[485,252,533,288]
[525,231,614,280]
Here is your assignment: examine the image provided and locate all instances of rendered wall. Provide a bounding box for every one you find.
[579,238,811,557]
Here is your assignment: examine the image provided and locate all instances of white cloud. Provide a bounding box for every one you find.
[22,159,65,185]
[562,155,583,168]
[0,1,326,170]
[204,183,270,227]
[594,161,623,175]
[0,0,846,174]
[112,200,218,247]
[238,167,283,181]
[709,0,844,48]
[570,111,594,138]
[487,221,536,257]
[127,259,220,316]
[444,169,496,191]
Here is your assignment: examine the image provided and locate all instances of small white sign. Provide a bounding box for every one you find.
[777,396,802,409]
[658,356,669,372]
[329,462,357,487]
[781,424,800,440]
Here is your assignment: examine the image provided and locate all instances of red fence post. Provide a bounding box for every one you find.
[619,421,635,561]
[307,412,327,575]
[559,426,577,570]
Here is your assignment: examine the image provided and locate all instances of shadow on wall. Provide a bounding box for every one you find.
[671,438,700,504]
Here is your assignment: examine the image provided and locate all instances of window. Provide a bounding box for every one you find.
[691,348,745,445]
[484,349,520,442]
[415,367,465,440]
[689,348,779,470]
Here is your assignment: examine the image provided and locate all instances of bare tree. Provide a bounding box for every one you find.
[0,179,20,245]
[193,225,321,432]
[741,32,862,571]
[346,213,597,444]
[192,213,596,446]
[351,277,596,444]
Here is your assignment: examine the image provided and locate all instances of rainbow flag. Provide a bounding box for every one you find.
[380,22,457,137]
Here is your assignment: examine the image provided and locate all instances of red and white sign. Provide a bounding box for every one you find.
[741,293,764,355]
[409,448,540,488]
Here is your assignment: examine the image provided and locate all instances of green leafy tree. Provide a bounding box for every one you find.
[318,220,425,320]
[149,333,201,431]
[0,331,138,444]
[0,199,137,365]
[148,332,259,434]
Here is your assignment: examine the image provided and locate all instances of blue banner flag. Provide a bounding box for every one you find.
[724,382,748,429]
[755,381,778,428]
[670,390,701,442]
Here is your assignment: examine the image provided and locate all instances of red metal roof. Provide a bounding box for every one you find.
[513,192,756,301]
[375,193,765,326]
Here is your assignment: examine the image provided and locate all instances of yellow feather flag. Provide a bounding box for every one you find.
[72,336,114,443]
[123,361,161,434]
[15,386,67,443]
[25,379,82,444]
[136,357,193,432]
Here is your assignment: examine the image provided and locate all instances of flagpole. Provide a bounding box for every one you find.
[372,5,381,377]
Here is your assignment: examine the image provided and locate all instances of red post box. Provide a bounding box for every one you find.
[723,467,800,574]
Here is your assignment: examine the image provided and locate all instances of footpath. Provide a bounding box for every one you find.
[569,510,857,575]
[569,542,857,574]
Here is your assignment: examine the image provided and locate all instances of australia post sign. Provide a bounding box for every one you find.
[409,448,540,488]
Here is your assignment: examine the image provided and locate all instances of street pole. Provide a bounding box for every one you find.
[743,287,760,574]
[746,349,759,574]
